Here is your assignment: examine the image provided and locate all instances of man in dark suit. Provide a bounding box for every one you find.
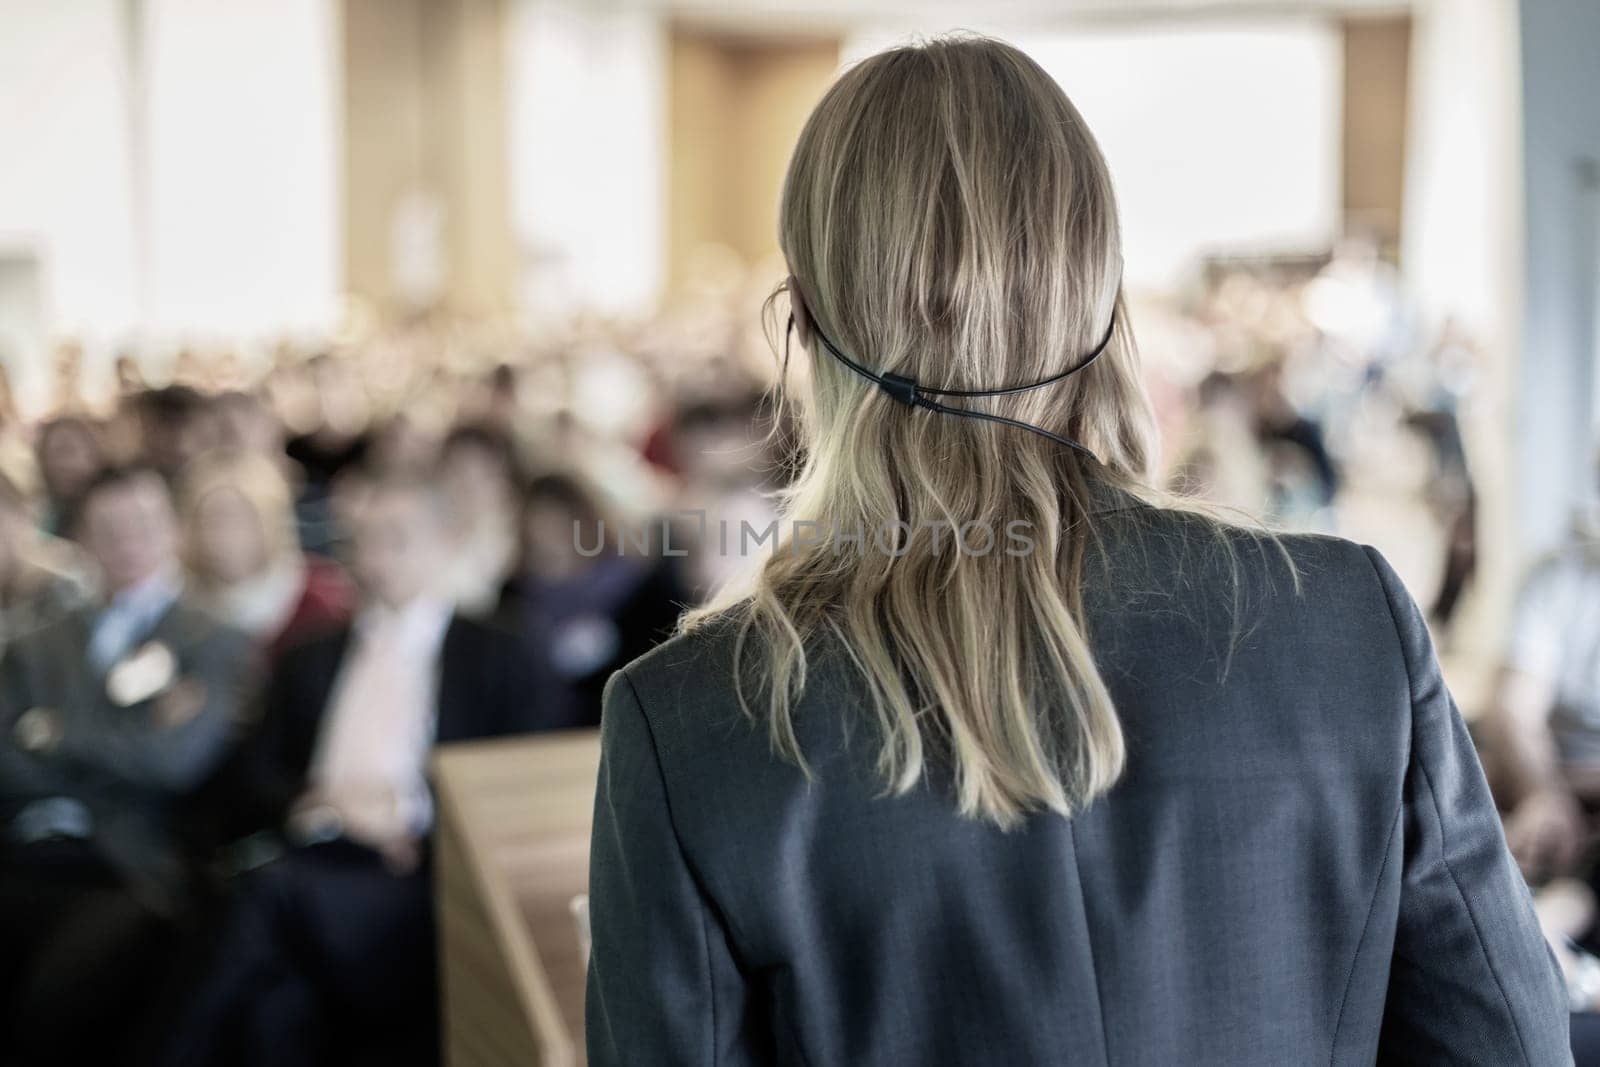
[166,473,551,1067]
[0,465,253,1065]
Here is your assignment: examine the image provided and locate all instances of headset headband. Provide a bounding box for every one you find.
[800,311,1116,456]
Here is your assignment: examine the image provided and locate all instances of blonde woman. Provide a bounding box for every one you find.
[180,450,354,664]
[586,36,1568,1065]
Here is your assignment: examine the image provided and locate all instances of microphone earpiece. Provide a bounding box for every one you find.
[803,314,1115,456]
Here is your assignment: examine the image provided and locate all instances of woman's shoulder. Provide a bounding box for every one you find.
[1088,501,1413,677]
[603,607,852,747]
[1092,497,1381,590]
[617,513,1400,678]
[597,611,787,786]
[609,609,746,705]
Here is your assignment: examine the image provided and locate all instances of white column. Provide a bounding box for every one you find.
[1399,0,1522,660]
[140,0,341,342]
[506,0,666,320]
[0,0,138,408]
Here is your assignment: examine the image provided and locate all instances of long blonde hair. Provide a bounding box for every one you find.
[686,35,1161,828]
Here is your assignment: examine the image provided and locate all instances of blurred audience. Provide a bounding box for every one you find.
[209,389,290,459]
[34,414,106,534]
[0,473,89,651]
[165,475,552,1067]
[1486,509,1600,890]
[437,424,521,618]
[1,466,254,1065]
[499,471,688,727]
[180,451,355,664]
[135,386,218,482]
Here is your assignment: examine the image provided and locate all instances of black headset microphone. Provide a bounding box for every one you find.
[797,311,1116,457]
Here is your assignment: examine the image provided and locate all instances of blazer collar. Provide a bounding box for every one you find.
[1081,474,1152,518]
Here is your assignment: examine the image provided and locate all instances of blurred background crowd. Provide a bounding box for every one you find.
[2,0,1599,1063]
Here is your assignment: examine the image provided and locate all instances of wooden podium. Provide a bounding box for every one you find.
[433,730,603,1067]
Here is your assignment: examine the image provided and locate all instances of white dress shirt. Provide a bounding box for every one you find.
[307,597,453,841]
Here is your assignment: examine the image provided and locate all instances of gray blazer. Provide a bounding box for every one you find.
[0,599,254,908]
[587,497,1571,1065]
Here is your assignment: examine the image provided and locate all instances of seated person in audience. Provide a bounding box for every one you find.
[181,450,354,665]
[135,385,219,484]
[165,473,550,1067]
[33,414,107,534]
[209,389,289,460]
[1487,526,1600,895]
[0,471,91,653]
[0,465,253,1064]
[436,423,521,618]
[499,471,688,727]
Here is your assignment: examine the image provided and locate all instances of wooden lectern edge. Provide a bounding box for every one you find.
[433,742,579,1067]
